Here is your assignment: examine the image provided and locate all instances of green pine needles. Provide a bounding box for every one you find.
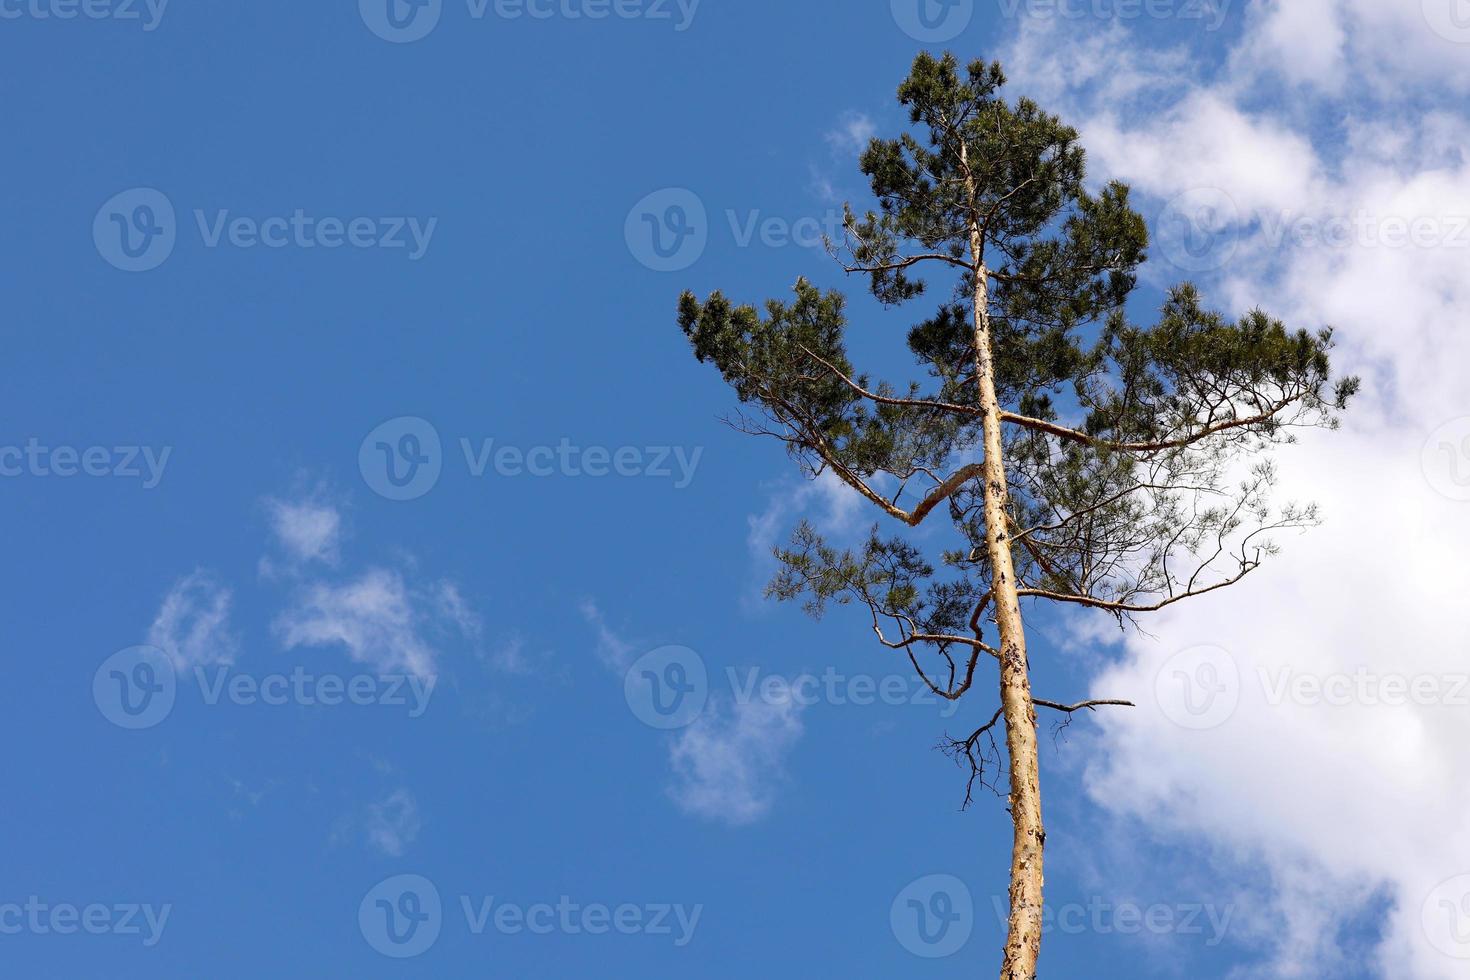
[677,52,1355,979]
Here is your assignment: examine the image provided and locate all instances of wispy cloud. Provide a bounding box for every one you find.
[276,567,466,679]
[578,596,806,824]
[579,599,636,672]
[667,691,806,826]
[825,111,876,154]
[744,470,866,609]
[433,580,483,642]
[812,111,878,202]
[147,570,238,671]
[364,789,421,858]
[483,634,557,677]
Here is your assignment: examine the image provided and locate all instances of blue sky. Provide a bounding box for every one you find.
[2,1,1467,977]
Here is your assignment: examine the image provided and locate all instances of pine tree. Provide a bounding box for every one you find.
[677,52,1356,978]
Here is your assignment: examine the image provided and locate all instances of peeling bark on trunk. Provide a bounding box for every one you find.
[970,222,1044,980]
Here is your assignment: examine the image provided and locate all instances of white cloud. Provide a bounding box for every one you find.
[1001,11,1470,979]
[580,599,636,672]
[433,580,483,641]
[264,497,342,567]
[484,634,557,677]
[275,568,472,679]
[1231,0,1470,94]
[147,570,238,671]
[813,111,879,202]
[745,470,866,605]
[259,490,479,679]
[577,599,809,824]
[825,111,876,154]
[364,789,421,858]
[667,691,806,826]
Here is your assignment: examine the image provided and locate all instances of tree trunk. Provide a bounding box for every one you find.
[971,237,1044,979]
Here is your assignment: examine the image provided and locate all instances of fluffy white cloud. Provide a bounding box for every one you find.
[147,570,238,671]
[1233,0,1470,93]
[667,692,806,826]
[275,568,470,679]
[264,496,342,567]
[261,496,480,679]
[1000,9,1470,978]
